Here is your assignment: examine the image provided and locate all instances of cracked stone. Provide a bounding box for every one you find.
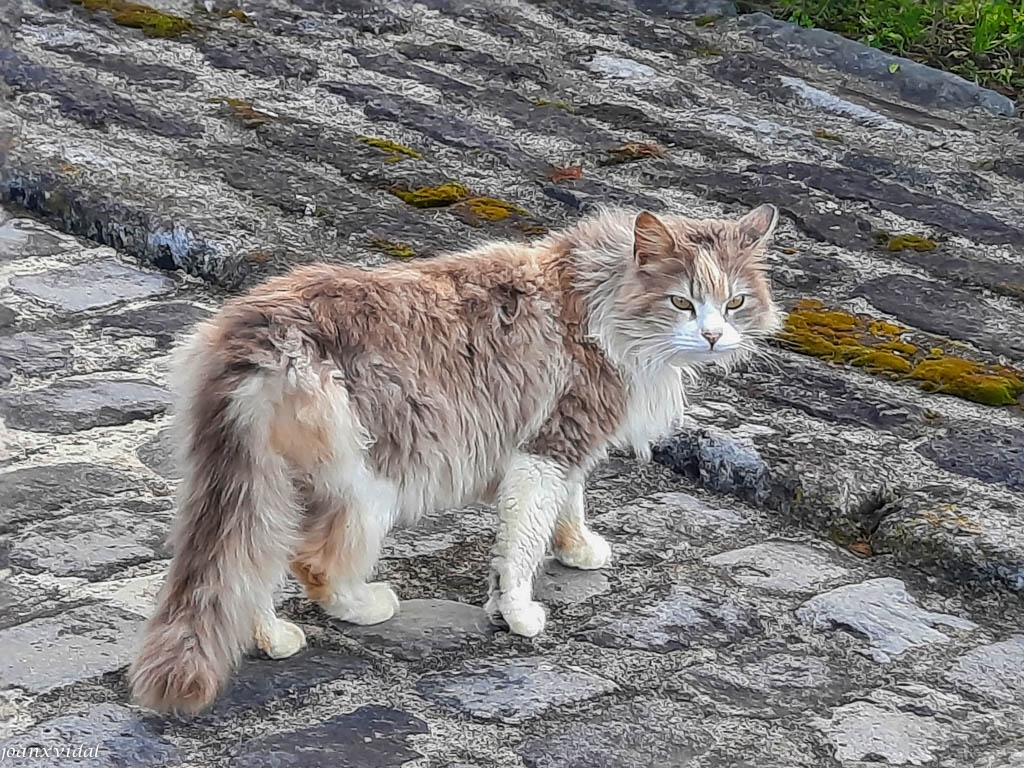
[0,703,179,768]
[4,500,172,580]
[0,329,74,385]
[706,541,851,593]
[946,636,1024,703]
[342,598,492,661]
[231,705,426,768]
[9,260,174,313]
[417,657,615,723]
[797,578,977,662]
[0,570,82,630]
[580,583,761,652]
[535,558,611,605]
[0,605,141,692]
[917,426,1024,492]
[0,377,170,433]
[0,462,137,533]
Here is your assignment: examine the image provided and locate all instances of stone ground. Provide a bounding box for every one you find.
[2,0,1024,765]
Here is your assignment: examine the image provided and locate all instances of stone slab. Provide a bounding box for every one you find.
[797,578,977,662]
[342,598,492,661]
[417,657,615,723]
[8,260,174,313]
[0,377,170,433]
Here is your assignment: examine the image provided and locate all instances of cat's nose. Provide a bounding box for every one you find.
[702,329,722,348]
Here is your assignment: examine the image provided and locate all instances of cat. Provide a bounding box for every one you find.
[128,203,781,714]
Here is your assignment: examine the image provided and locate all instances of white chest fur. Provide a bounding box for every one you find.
[612,366,686,461]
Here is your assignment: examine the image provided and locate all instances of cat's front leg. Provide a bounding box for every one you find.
[552,481,612,570]
[486,453,568,637]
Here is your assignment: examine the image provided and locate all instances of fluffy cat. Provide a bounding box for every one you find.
[129,204,781,714]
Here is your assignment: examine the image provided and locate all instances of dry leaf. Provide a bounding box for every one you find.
[547,165,584,182]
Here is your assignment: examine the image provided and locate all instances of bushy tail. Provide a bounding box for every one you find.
[129,321,299,715]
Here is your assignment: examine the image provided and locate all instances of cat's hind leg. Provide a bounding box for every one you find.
[291,484,399,626]
[552,480,612,570]
[486,453,569,637]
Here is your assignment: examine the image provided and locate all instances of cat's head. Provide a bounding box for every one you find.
[611,204,781,369]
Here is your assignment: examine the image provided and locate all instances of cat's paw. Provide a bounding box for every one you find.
[501,599,547,638]
[255,618,306,660]
[555,530,612,570]
[324,582,400,625]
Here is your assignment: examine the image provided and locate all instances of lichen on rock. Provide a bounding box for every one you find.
[368,237,416,258]
[70,0,193,37]
[779,299,1024,406]
[875,232,938,252]
[358,137,423,163]
[388,182,469,208]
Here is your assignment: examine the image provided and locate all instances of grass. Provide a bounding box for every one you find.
[738,0,1024,104]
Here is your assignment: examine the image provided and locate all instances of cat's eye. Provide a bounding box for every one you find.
[726,296,745,311]
[670,296,694,312]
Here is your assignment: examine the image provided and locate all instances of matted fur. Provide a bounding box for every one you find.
[129,204,781,714]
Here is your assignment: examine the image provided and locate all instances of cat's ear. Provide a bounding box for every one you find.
[633,211,675,266]
[737,204,779,250]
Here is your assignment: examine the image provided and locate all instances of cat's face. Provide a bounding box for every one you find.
[618,205,780,368]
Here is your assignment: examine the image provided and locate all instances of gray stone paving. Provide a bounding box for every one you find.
[1,0,1024,764]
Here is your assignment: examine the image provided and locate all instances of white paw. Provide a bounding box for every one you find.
[324,581,400,625]
[257,619,306,659]
[556,530,612,570]
[501,599,547,638]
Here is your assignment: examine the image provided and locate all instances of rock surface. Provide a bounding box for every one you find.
[1,0,1024,764]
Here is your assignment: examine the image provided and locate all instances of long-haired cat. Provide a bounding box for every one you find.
[129,204,781,714]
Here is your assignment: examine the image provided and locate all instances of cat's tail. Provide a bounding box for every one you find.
[128,314,301,715]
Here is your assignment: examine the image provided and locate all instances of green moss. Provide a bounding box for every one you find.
[694,13,717,25]
[875,232,938,252]
[462,197,528,222]
[909,357,1024,406]
[779,298,1024,407]
[368,237,416,259]
[358,136,422,163]
[72,0,193,37]
[812,128,844,142]
[600,141,665,165]
[389,182,469,208]
[210,97,275,128]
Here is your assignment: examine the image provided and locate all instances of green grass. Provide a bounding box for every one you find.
[738,0,1024,104]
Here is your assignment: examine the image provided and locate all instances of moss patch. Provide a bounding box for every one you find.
[875,232,938,252]
[812,128,844,142]
[600,141,665,166]
[209,97,275,128]
[779,299,1024,406]
[358,136,422,163]
[694,13,718,25]
[71,0,193,37]
[388,182,469,208]
[368,237,416,259]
